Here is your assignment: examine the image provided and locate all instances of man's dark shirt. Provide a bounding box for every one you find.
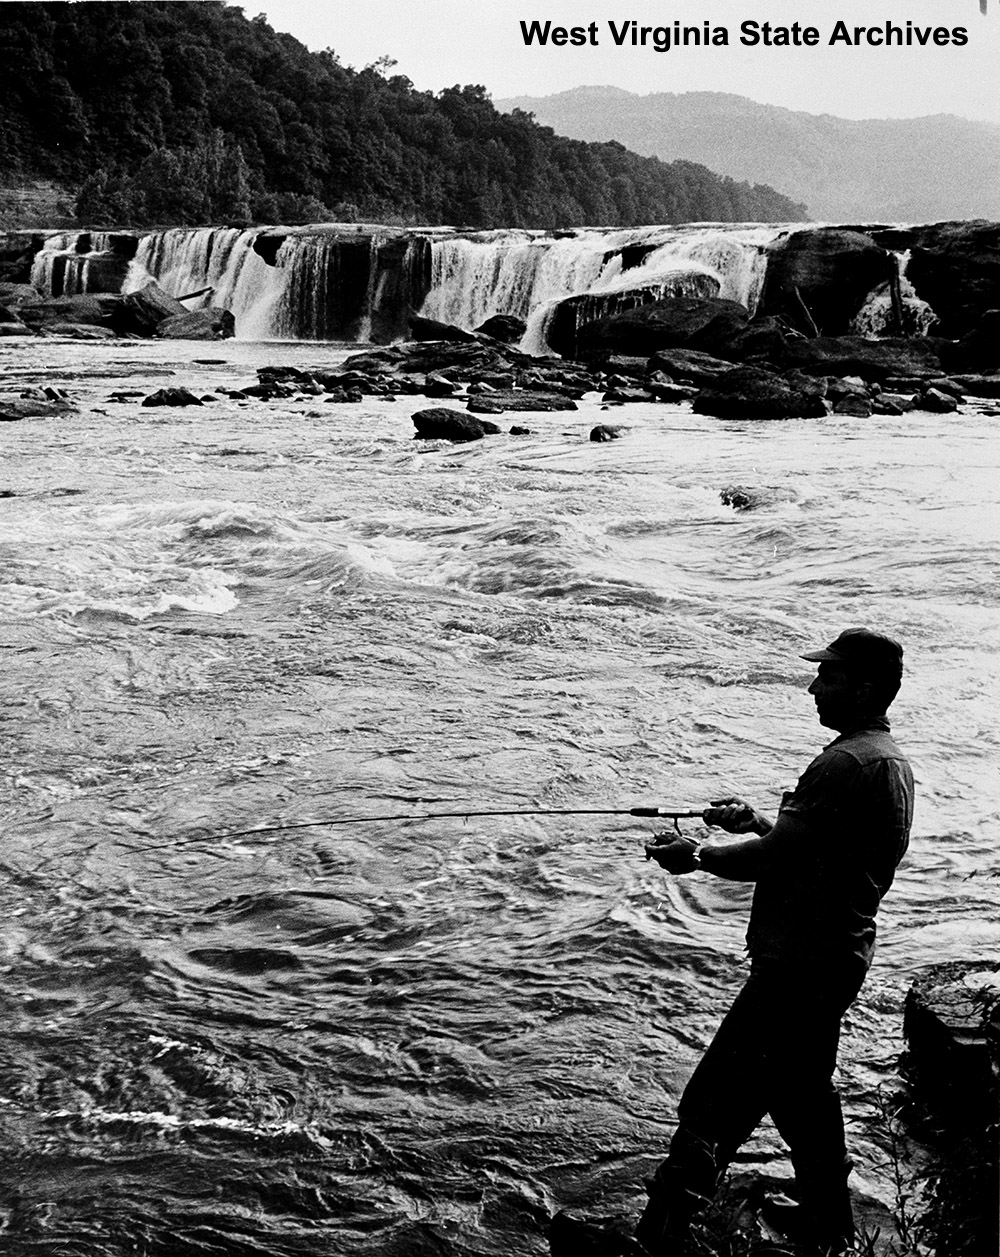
[746,717,914,974]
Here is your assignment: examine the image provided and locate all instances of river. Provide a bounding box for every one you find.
[0,336,997,1255]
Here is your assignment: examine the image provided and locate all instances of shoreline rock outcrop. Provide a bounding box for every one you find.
[902,962,1000,1257]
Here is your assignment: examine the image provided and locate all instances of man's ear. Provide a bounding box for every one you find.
[854,677,876,707]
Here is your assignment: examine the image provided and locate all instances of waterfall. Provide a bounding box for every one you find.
[30,231,137,296]
[419,224,781,354]
[850,250,936,338]
[123,227,431,341]
[126,228,288,339]
[25,221,777,347]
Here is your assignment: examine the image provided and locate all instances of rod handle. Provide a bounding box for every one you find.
[629,807,704,818]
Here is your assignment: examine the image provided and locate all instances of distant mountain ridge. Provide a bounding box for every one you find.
[496,87,1000,222]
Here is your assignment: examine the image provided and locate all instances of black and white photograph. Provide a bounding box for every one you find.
[0,1,997,1254]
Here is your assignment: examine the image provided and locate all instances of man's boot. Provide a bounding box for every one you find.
[633,1129,718,1256]
[767,1157,855,1255]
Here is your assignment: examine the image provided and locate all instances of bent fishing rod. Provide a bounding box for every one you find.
[154,805,709,850]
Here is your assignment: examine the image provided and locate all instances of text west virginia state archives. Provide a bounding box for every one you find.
[519,19,970,50]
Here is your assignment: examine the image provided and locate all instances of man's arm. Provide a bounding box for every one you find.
[698,796,773,881]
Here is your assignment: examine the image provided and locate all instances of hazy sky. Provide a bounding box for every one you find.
[250,0,1000,122]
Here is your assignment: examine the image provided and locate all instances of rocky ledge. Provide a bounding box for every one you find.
[0,278,234,341]
[902,962,1000,1256]
[216,313,998,438]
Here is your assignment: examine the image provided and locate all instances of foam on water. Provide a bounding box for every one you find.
[0,341,997,1255]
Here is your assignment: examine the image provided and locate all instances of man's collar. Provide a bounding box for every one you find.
[826,715,891,746]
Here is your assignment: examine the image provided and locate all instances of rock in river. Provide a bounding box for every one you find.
[411,407,501,441]
[693,366,828,421]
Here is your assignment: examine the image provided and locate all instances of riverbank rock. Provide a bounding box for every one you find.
[411,407,501,441]
[590,424,624,441]
[759,228,893,336]
[573,296,750,358]
[692,366,828,420]
[903,962,1000,1257]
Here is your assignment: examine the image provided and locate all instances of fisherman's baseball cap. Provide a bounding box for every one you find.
[801,627,903,676]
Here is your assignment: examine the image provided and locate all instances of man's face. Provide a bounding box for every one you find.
[807,661,868,730]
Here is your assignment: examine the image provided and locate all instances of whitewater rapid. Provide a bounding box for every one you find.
[0,336,997,1254]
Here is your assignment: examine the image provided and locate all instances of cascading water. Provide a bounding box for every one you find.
[851,250,936,338]
[30,231,137,296]
[126,228,288,340]
[28,221,947,350]
[122,227,432,342]
[418,224,783,354]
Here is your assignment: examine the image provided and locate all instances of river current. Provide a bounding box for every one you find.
[0,337,997,1255]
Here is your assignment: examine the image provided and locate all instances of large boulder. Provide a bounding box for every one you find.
[411,407,501,441]
[692,366,829,420]
[153,309,236,340]
[475,314,527,343]
[545,271,721,357]
[573,295,750,358]
[759,229,894,336]
[773,335,944,382]
[112,281,188,336]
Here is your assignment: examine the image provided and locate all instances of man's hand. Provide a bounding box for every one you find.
[702,797,771,836]
[644,833,700,874]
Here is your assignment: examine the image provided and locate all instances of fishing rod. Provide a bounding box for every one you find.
[155,805,708,850]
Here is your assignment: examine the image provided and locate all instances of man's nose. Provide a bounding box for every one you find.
[807,676,820,695]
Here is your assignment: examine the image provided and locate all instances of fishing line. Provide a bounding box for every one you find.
[149,805,707,851]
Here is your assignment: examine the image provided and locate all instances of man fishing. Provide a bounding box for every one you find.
[636,628,914,1256]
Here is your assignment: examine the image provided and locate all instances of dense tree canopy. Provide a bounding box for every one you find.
[0,1,807,227]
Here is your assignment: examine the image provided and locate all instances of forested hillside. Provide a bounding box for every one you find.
[0,1,806,228]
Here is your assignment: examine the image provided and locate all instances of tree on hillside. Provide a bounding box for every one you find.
[0,0,808,228]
